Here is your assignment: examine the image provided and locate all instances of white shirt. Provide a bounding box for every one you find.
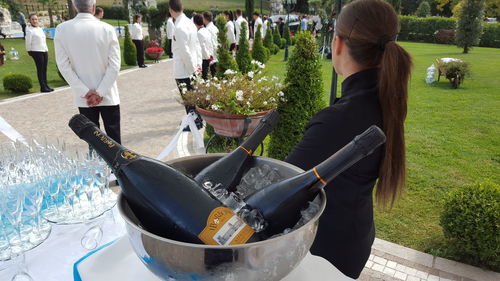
[130,22,143,40]
[55,13,121,108]
[235,16,249,44]
[172,13,201,79]
[25,26,48,52]
[226,21,236,44]
[205,22,218,60]
[197,27,213,60]
[254,17,263,38]
[263,19,268,38]
[166,17,175,40]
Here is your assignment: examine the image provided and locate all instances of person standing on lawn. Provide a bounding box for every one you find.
[18,11,27,38]
[55,0,122,144]
[25,13,53,93]
[130,14,147,68]
[193,14,214,81]
[235,9,249,49]
[253,12,263,39]
[169,0,203,131]
[222,11,236,52]
[203,11,218,79]
[94,7,104,20]
[285,0,412,278]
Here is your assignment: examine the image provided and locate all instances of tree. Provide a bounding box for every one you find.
[245,0,254,20]
[124,25,137,65]
[252,24,268,63]
[273,23,282,48]
[236,23,252,73]
[385,0,402,13]
[263,22,274,51]
[456,0,486,53]
[215,15,237,76]
[283,23,291,45]
[38,0,58,27]
[140,3,169,41]
[294,0,309,13]
[268,32,324,160]
[416,1,431,17]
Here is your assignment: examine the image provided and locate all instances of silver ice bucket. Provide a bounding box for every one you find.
[118,154,327,281]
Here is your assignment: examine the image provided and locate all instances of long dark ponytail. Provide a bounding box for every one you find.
[335,0,413,206]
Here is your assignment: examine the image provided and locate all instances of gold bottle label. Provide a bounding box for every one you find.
[198,207,255,245]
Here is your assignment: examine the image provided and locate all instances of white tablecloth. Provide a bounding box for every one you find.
[0,207,352,281]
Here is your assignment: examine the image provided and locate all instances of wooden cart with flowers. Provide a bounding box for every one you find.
[180,61,286,153]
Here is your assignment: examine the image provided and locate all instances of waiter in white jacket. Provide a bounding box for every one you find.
[130,14,147,68]
[202,11,218,78]
[222,11,236,51]
[235,9,249,48]
[55,0,122,143]
[194,14,213,80]
[169,0,203,130]
[253,13,263,39]
[166,16,175,57]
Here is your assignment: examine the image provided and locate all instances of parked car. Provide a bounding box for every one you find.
[485,17,497,23]
[270,14,300,33]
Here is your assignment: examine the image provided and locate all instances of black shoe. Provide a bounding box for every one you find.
[41,88,53,93]
[139,65,148,68]
[182,126,191,132]
[48,87,54,91]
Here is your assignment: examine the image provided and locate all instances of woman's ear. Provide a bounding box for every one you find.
[333,35,344,56]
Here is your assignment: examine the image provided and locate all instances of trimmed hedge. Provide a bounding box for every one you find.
[398,16,500,48]
[100,5,129,20]
[236,22,252,74]
[124,25,137,66]
[252,24,268,63]
[3,73,32,94]
[440,181,500,270]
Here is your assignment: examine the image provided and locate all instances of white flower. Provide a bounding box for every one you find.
[224,69,237,75]
[181,88,187,94]
[246,101,251,106]
[236,90,244,101]
[272,76,279,81]
[276,83,283,88]
[206,95,211,101]
[269,97,276,102]
[263,101,268,105]
[278,91,285,97]
[223,80,228,84]
[211,104,220,111]
[213,77,218,81]
[258,77,268,83]
[247,71,255,79]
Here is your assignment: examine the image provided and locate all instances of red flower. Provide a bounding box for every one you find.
[146,47,165,53]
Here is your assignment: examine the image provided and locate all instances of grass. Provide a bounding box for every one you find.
[0,38,167,99]
[265,41,500,267]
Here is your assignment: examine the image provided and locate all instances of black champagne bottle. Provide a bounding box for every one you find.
[245,125,386,237]
[195,110,280,191]
[68,114,258,245]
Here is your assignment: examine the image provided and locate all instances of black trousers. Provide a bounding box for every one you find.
[132,39,145,66]
[175,78,203,128]
[28,51,49,90]
[78,105,121,144]
[201,60,217,80]
[230,43,236,52]
[22,24,27,38]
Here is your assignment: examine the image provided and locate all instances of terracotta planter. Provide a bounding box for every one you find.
[146,51,164,60]
[196,107,269,138]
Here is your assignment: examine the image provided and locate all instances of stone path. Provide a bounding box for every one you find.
[1,60,498,281]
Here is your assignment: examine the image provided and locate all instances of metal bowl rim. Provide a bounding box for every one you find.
[117,155,327,250]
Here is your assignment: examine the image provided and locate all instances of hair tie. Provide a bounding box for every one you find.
[378,35,394,51]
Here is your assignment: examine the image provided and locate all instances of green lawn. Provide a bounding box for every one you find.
[0,38,166,98]
[265,42,500,266]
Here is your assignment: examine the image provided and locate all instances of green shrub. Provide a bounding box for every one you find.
[124,25,137,66]
[3,73,32,94]
[100,5,128,20]
[440,60,471,88]
[479,23,500,48]
[263,22,274,51]
[280,38,287,49]
[399,16,456,42]
[236,22,252,74]
[273,24,282,48]
[415,1,431,17]
[290,35,297,46]
[252,24,268,63]
[283,24,291,45]
[163,38,172,58]
[269,32,324,160]
[215,15,237,77]
[440,181,500,270]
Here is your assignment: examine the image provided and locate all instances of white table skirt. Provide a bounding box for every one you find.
[0,207,352,281]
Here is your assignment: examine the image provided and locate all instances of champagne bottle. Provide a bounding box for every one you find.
[245,125,386,237]
[68,114,258,245]
[195,110,280,191]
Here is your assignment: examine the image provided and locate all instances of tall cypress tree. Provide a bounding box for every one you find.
[124,25,137,66]
[269,32,325,160]
[215,15,237,76]
[456,0,485,53]
[273,24,282,48]
[236,23,252,73]
[245,0,255,20]
[252,24,267,63]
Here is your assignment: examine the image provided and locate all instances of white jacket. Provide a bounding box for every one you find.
[130,22,143,40]
[254,17,263,38]
[226,21,236,44]
[166,17,175,40]
[55,13,121,107]
[235,16,249,44]
[172,13,201,79]
[197,27,213,60]
[205,22,219,60]
[263,19,268,38]
[25,26,48,52]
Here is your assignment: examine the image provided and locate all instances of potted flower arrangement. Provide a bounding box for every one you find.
[145,41,165,62]
[180,61,286,137]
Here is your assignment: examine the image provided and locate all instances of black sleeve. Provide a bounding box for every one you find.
[285,108,352,171]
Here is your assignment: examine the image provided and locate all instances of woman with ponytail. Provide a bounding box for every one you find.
[286,0,412,278]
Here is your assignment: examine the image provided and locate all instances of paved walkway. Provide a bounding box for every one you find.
[1,60,498,281]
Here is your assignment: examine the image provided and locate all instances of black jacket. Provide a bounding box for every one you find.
[286,68,383,279]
